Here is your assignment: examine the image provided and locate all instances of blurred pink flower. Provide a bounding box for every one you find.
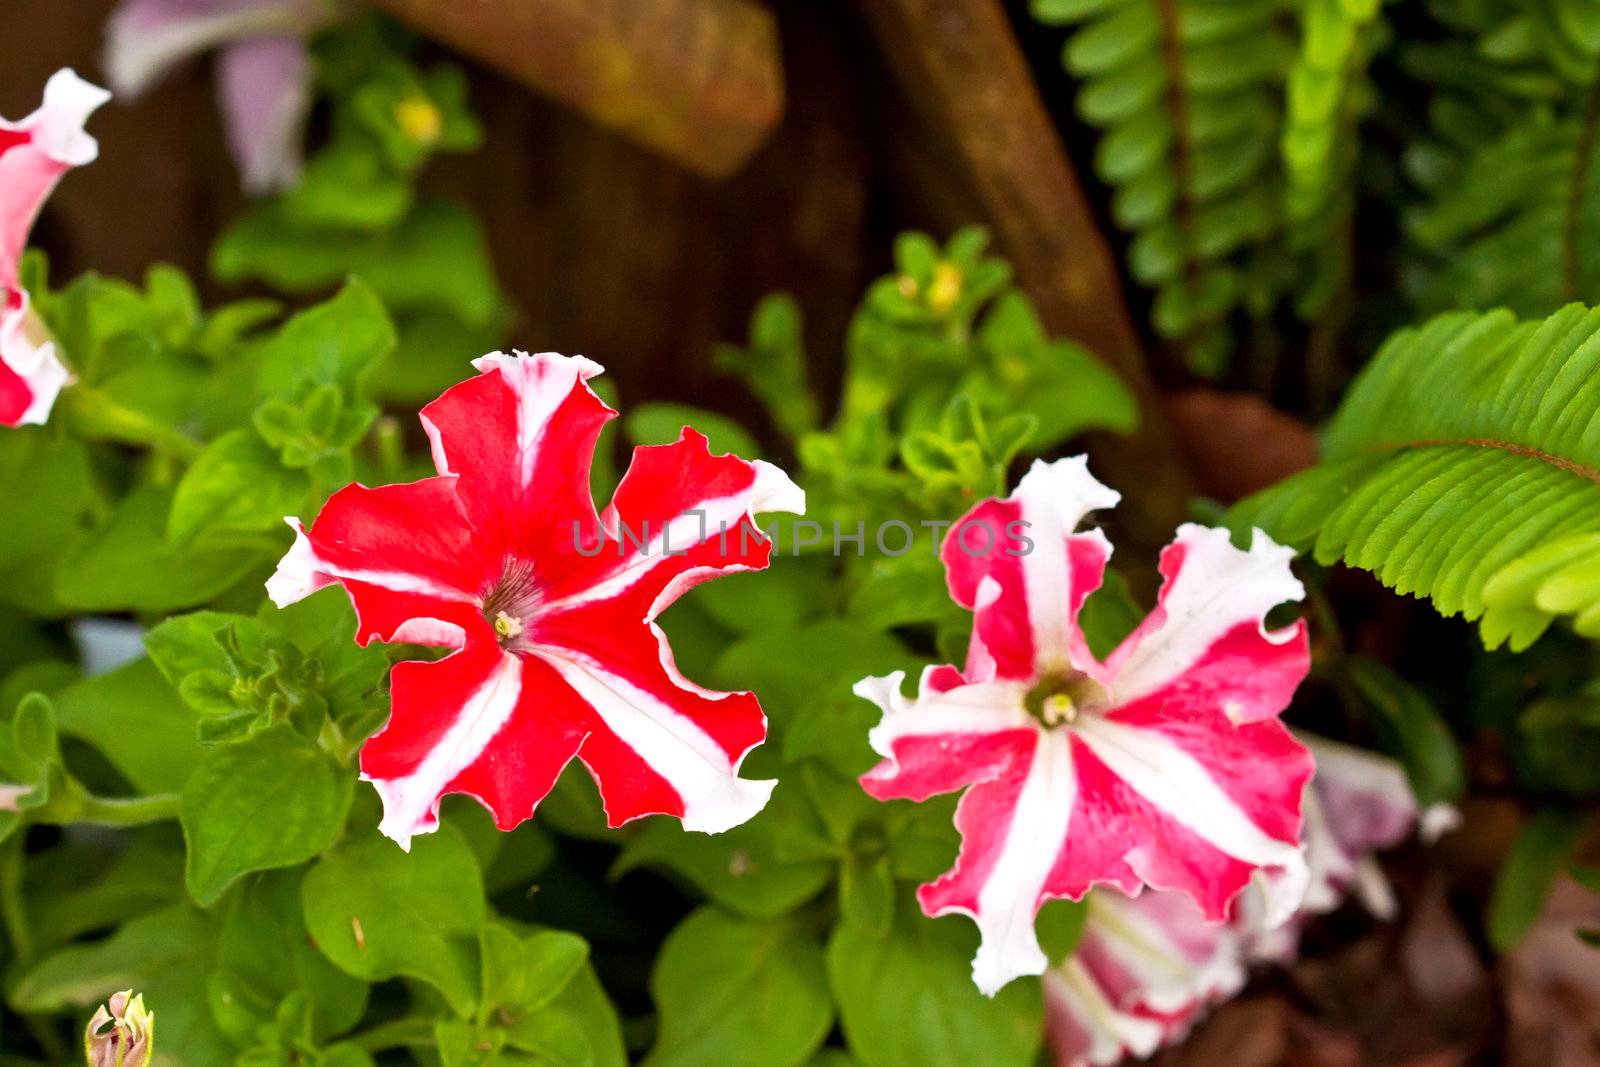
[1044,734,1459,1066]
[103,0,336,192]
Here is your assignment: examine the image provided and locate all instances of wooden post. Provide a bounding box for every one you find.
[363,0,784,179]
[852,0,1194,558]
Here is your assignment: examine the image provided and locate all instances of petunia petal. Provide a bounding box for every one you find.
[1103,524,1307,720]
[856,668,1036,803]
[421,350,614,579]
[1044,890,1246,1067]
[0,289,69,427]
[943,457,1118,682]
[0,69,107,427]
[216,35,311,194]
[543,427,803,612]
[1072,714,1310,926]
[542,645,775,834]
[266,478,489,646]
[0,68,109,284]
[103,0,328,99]
[360,639,588,849]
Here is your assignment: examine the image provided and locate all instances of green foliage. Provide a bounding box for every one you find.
[1488,810,1589,950]
[211,17,506,405]
[645,908,832,1067]
[180,727,353,905]
[1344,656,1466,806]
[301,827,484,1015]
[721,229,1136,558]
[1233,303,1600,650]
[827,895,1042,1067]
[1282,0,1385,316]
[1402,0,1600,316]
[1033,0,1297,373]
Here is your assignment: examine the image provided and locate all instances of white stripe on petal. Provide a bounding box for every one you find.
[468,351,604,487]
[265,518,475,609]
[1076,716,1308,927]
[541,650,774,833]
[28,70,111,166]
[365,649,523,851]
[969,729,1076,995]
[1013,458,1119,674]
[858,670,1032,762]
[1109,525,1304,708]
[1044,961,1166,1067]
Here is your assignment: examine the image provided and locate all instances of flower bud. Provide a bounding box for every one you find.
[85,990,153,1067]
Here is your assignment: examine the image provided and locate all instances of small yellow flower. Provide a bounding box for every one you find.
[394,94,442,145]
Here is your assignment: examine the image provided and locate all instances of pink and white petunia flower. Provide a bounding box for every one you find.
[267,351,803,849]
[0,70,109,428]
[855,457,1313,994]
[1240,732,1460,963]
[1044,890,1246,1067]
[1045,738,1459,1065]
[104,0,334,193]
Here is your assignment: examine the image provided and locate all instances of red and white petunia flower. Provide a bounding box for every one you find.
[856,457,1313,994]
[1044,890,1246,1067]
[267,351,803,848]
[0,70,109,427]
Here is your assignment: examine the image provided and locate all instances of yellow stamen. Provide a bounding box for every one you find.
[1041,693,1077,727]
[493,611,523,640]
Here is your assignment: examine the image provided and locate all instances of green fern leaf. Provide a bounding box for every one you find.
[1232,304,1600,650]
[1033,0,1295,375]
[1404,0,1600,314]
[1282,0,1385,317]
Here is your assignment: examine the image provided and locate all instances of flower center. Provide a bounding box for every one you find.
[1024,669,1107,728]
[482,560,540,650]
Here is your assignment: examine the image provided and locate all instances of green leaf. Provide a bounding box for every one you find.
[614,779,832,919]
[169,429,311,548]
[181,726,355,906]
[1488,810,1588,951]
[218,869,369,1042]
[714,294,819,441]
[644,907,832,1067]
[1345,656,1465,807]
[54,658,205,794]
[480,923,589,1019]
[214,199,502,326]
[828,894,1042,1067]
[254,279,396,400]
[301,825,485,1015]
[55,485,261,613]
[0,433,90,572]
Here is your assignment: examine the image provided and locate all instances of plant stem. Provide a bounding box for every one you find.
[349,1016,438,1052]
[72,793,181,828]
[0,837,67,1063]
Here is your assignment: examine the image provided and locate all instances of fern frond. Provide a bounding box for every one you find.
[1405,0,1600,314]
[1033,0,1295,375]
[1232,304,1600,650]
[1282,0,1385,317]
